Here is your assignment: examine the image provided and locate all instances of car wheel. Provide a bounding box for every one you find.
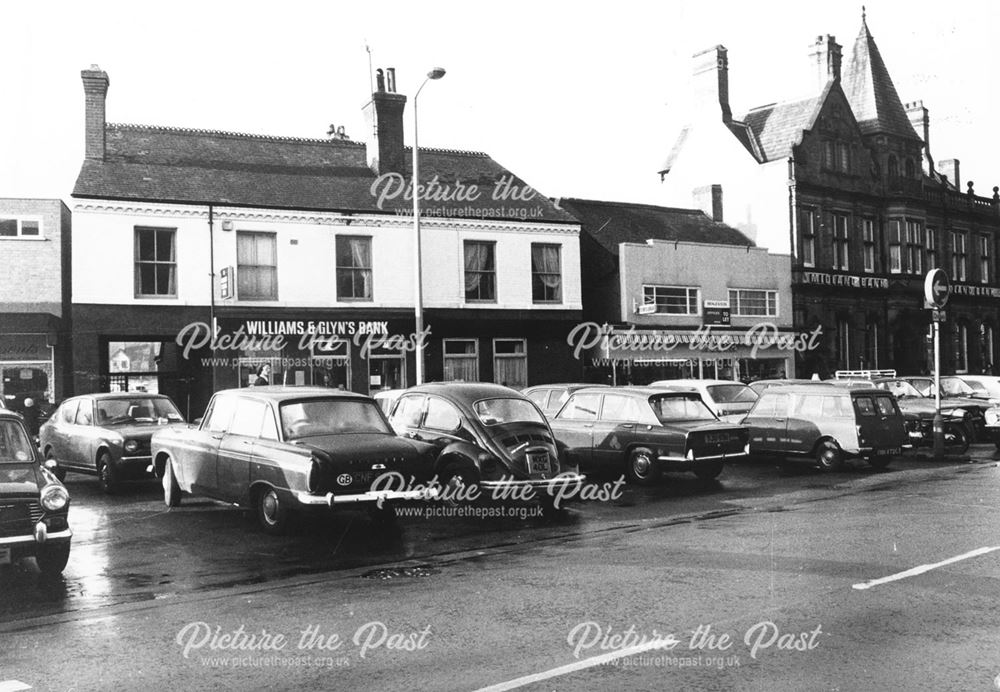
[943,423,970,455]
[626,447,660,485]
[35,541,70,577]
[162,458,182,507]
[868,456,893,470]
[693,461,724,480]
[97,452,118,494]
[45,449,66,482]
[815,440,843,471]
[255,486,290,535]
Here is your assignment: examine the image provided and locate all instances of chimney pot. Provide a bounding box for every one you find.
[362,69,408,175]
[905,100,933,175]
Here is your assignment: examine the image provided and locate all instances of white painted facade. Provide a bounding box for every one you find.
[72,201,582,310]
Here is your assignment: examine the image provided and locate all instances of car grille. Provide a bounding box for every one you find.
[0,500,38,537]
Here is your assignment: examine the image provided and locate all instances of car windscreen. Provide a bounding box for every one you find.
[877,380,922,398]
[942,378,976,396]
[706,384,758,404]
[96,397,184,424]
[649,395,718,422]
[474,398,546,426]
[0,419,35,463]
[280,399,393,439]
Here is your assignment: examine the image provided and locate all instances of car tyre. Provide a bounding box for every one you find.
[693,461,724,481]
[815,440,844,471]
[45,449,66,482]
[97,451,118,494]
[626,447,660,485]
[162,457,182,507]
[943,423,970,455]
[256,486,291,535]
[35,541,71,577]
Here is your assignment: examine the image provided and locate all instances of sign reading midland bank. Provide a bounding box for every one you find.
[796,271,890,289]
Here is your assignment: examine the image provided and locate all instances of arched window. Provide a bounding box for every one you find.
[905,158,916,178]
[887,155,899,178]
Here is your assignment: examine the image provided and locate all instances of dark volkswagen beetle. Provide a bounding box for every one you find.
[0,409,72,575]
[387,382,585,507]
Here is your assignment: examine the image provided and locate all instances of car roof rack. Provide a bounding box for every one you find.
[833,369,896,379]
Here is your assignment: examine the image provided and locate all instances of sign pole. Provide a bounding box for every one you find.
[932,319,943,460]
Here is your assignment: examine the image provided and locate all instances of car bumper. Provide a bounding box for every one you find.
[119,455,154,475]
[0,524,72,548]
[294,487,440,506]
[479,473,587,491]
[657,452,746,464]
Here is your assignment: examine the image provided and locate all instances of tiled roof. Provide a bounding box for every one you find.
[841,18,920,140]
[557,198,754,256]
[73,124,576,223]
[741,92,824,162]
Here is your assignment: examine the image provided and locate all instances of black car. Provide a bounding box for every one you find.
[549,386,749,484]
[388,382,585,508]
[0,409,72,575]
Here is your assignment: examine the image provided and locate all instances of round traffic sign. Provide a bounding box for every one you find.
[924,268,950,308]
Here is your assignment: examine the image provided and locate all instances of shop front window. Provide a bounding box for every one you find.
[108,341,168,394]
[493,339,527,388]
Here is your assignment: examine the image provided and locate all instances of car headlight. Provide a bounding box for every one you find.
[124,439,139,453]
[40,484,69,511]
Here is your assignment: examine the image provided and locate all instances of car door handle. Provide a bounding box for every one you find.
[583,424,594,428]
[211,434,224,440]
[774,418,785,423]
[621,424,634,429]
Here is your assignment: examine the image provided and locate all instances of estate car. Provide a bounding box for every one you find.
[549,387,749,484]
[741,385,907,470]
[0,409,72,576]
[151,387,442,533]
[649,379,758,422]
[40,392,187,492]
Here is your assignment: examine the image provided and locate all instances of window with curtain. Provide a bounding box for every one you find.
[493,339,527,388]
[832,213,849,270]
[531,244,562,303]
[237,231,278,300]
[905,220,923,274]
[464,241,496,302]
[979,235,991,284]
[336,236,373,300]
[927,228,938,270]
[888,220,902,273]
[951,231,967,282]
[135,227,177,297]
[443,339,479,381]
[862,219,876,272]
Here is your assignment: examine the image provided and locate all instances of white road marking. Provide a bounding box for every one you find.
[0,681,31,692]
[853,546,1000,590]
[471,639,676,692]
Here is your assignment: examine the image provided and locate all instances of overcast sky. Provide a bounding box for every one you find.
[3,0,998,206]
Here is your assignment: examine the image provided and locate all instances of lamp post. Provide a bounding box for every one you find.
[412,67,446,386]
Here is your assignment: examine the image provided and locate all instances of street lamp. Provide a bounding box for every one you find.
[412,67,446,386]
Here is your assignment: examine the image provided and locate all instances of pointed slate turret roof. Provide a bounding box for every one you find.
[841,14,920,141]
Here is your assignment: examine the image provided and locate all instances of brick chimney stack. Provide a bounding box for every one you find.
[905,100,934,175]
[81,65,110,161]
[808,35,842,89]
[691,46,731,123]
[362,67,408,175]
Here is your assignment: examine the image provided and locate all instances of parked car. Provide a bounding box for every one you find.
[387,382,585,508]
[40,393,188,492]
[649,379,758,421]
[985,405,1000,449]
[741,385,907,470]
[522,383,608,417]
[749,379,833,396]
[0,409,72,576]
[955,375,1000,402]
[151,387,442,533]
[833,378,973,453]
[895,375,989,440]
[549,386,749,484]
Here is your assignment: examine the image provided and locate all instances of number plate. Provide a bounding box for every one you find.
[0,546,10,565]
[527,453,551,476]
[876,448,901,456]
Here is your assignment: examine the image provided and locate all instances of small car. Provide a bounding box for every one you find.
[0,409,72,576]
[39,392,188,493]
[741,385,907,470]
[387,382,585,508]
[649,379,759,421]
[549,386,749,484]
[152,387,442,533]
[522,383,609,417]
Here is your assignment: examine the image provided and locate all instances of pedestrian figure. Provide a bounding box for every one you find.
[21,397,42,437]
[251,363,270,386]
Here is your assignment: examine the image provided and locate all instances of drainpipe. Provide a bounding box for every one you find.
[208,204,217,396]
